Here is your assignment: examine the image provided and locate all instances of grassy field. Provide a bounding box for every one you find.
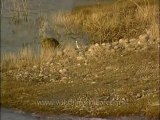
[1,0,160,118]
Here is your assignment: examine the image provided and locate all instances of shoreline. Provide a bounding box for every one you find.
[1,107,159,120]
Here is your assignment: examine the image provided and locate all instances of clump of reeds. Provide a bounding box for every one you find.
[1,47,39,71]
[4,0,29,24]
[52,0,159,44]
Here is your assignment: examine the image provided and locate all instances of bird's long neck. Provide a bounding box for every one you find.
[76,41,80,49]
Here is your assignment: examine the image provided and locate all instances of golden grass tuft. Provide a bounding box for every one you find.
[52,0,159,44]
[1,47,39,71]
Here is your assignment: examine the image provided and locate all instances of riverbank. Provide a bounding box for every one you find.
[1,34,159,118]
[1,0,159,119]
[1,107,158,120]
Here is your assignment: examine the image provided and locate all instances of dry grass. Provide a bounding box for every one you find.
[52,0,159,44]
[1,47,39,71]
[1,44,159,118]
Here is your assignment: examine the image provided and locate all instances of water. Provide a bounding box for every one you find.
[1,107,154,120]
[1,0,116,54]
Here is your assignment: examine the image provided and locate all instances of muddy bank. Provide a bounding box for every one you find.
[1,108,157,120]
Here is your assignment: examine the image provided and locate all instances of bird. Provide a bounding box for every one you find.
[41,37,60,50]
[75,40,80,50]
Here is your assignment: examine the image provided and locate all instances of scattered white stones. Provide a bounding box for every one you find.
[3,29,158,84]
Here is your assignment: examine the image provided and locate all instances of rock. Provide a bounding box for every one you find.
[50,78,55,82]
[95,43,99,47]
[119,39,123,43]
[94,74,98,78]
[88,45,95,52]
[106,43,112,49]
[33,65,38,69]
[84,63,88,66]
[101,43,106,46]
[59,68,67,74]
[129,38,137,44]
[139,34,149,41]
[39,73,44,77]
[119,39,129,48]
[112,41,119,46]
[43,76,48,79]
[50,63,54,66]
[61,76,68,80]
[113,45,119,50]
[76,56,84,61]
[136,93,142,99]
[91,81,96,84]
[77,63,81,66]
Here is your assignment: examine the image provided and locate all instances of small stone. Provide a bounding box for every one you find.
[112,41,119,46]
[136,93,142,98]
[39,73,43,77]
[61,77,67,80]
[46,62,50,66]
[139,34,149,41]
[101,43,106,46]
[105,66,112,70]
[24,71,29,75]
[50,63,54,66]
[114,45,119,50]
[33,65,38,69]
[95,43,99,47]
[50,79,55,82]
[129,38,137,43]
[91,81,96,84]
[77,63,81,66]
[106,43,112,49]
[84,63,88,66]
[122,98,126,101]
[94,74,98,78]
[43,76,48,79]
[119,39,123,43]
[59,68,67,74]
[77,56,84,61]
